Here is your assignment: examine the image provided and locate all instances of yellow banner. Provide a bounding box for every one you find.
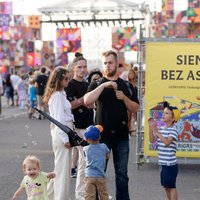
[144,42,200,158]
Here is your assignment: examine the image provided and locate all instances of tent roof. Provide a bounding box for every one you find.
[38,0,144,25]
[38,0,141,14]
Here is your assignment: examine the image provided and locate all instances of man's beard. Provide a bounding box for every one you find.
[105,68,117,77]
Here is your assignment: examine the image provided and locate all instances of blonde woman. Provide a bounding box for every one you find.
[127,68,138,135]
[43,66,74,200]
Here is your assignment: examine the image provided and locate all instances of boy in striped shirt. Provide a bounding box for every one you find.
[148,101,181,200]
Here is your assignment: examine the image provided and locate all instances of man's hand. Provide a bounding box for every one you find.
[85,103,95,109]
[103,81,118,90]
[115,90,126,101]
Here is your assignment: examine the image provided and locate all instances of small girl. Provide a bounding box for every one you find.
[12,155,55,200]
[148,101,181,200]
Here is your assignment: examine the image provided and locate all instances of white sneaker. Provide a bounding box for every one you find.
[109,195,113,200]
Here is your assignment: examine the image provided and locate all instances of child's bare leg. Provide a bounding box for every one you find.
[165,188,171,200]
[170,188,178,200]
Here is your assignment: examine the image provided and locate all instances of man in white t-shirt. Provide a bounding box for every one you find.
[10,71,22,106]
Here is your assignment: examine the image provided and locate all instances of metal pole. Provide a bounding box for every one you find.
[136,24,144,170]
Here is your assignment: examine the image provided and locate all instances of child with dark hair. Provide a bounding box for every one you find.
[148,101,181,200]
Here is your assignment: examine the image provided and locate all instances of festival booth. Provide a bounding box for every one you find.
[140,39,200,166]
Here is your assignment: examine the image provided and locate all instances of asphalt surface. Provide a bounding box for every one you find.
[1,96,200,200]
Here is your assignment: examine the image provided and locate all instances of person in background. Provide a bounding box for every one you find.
[10,71,22,107]
[66,62,79,179]
[28,78,37,119]
[87,69,103,84]
[0,69,3,114]
[83,125,110,200]
[5,73,14,106]
[43,66,73,200]
[35,67,48,120]
[17,74,27,109]
[127,68,138,135]
[148,101,180,200]
[66,63,74,80]
[12,155,55,200]
[87,69,103,125]
[0,69,3,96]
[133,66,138,81]
[84,50,139,200]
[65,52,94,200]
[127,69,137,92]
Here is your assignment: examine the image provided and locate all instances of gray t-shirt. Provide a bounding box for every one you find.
[83,143,110,177]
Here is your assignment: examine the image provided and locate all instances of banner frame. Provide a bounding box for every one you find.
[136,36,200,168]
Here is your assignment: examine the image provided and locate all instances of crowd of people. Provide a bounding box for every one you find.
[1,67,49,119]
[5,50,179,200]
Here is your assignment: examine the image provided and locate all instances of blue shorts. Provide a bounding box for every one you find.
[160,164,178,188]
[30,100,37,108]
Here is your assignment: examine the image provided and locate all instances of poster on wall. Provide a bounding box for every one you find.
[112,26,137,52]
[144,42,200,158]
[56,28,81,66]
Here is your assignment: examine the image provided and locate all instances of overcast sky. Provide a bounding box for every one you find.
[11,0,188,15]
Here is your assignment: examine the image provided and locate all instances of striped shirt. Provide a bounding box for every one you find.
[157,125,178,166]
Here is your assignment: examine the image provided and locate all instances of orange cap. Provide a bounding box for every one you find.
[95,125,103,133]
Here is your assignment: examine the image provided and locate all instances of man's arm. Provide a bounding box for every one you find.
[84,81,117,105]
[70,97,84,109]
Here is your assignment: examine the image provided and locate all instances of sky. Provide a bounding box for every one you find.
[145,0,187,12]
[8,0,188,15]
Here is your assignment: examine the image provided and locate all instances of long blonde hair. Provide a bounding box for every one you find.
[127,68,137,87]
[43,66,69,105]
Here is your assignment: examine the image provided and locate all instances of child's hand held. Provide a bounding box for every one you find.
[148,117,156,127]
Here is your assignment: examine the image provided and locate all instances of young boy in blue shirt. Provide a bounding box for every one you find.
[83,125,110,200]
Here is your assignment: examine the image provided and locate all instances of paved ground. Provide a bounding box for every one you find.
[1,96,200,200]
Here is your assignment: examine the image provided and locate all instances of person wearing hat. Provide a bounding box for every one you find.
[148,101,181,200]
[87,70,103,84]
[83,125,110,200]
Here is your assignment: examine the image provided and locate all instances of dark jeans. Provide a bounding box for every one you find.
[96,140,130,200]
[106,139,130,200]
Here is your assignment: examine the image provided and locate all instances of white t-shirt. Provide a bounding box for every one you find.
[10,74,22,90]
